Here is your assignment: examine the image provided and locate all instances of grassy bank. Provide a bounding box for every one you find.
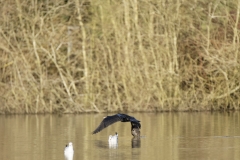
[0,0,239,113]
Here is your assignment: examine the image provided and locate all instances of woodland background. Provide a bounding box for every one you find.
[0,0,239,113]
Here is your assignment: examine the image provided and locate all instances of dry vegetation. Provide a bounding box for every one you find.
[0,0,240,113]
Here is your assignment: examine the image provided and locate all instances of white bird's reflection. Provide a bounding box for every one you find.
[64,142,74,160]
[109,142,118,149]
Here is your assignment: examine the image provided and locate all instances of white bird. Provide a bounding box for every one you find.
[108,132,118,149]
[64,142,74,160]
[109,132,118,144]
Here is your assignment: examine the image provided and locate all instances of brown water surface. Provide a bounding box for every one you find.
[0,112,240,160]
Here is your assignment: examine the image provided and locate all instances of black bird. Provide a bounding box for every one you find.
[92,113,141,137]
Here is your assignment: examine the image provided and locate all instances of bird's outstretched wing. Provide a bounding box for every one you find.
[92,114,122,134]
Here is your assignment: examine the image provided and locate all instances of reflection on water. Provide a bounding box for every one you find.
[109,142,118,149]
[0,112,240,160]
[95,140,109,149]
[132,137,141,148]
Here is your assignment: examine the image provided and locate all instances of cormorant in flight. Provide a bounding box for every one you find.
[92,113,141,137]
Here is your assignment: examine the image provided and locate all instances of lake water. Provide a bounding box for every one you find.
[1,112,240,160]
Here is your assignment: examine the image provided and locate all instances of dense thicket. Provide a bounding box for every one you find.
[0,0,239,113]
